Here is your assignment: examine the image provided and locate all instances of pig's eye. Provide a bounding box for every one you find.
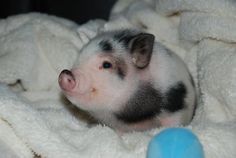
[102,61,113,69]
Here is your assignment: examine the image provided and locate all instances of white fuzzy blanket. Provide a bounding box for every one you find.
[0,0,236,157]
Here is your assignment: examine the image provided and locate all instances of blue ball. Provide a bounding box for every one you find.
[147,128,204,158]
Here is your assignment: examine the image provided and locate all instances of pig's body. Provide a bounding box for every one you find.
[59,29,196,132]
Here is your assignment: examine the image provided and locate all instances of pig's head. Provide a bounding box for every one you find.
[58,30,155,112]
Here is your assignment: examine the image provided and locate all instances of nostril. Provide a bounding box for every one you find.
[61,69,74,78]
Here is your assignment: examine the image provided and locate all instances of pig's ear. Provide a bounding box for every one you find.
[129,33,155,69]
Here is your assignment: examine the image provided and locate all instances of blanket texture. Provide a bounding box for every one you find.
[0,0,236,157]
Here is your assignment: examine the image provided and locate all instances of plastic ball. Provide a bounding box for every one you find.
[147,128,204,158]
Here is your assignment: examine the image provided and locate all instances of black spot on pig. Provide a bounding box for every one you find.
[99,40,113,52]
[163,82,187,112]
[115,82,187,124]
[113,30,137,48]
[115,83,162,123]
[117,67,125,79]
[114,58,127,80]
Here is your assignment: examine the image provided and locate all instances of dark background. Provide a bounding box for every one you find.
[0,0,117,24]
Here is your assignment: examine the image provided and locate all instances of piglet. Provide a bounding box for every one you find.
[58,29,196,132]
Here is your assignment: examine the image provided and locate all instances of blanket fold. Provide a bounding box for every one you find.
[197,40,236,123]
[0,13,81,91]
[155,0,236,17]
[180,12,236,43]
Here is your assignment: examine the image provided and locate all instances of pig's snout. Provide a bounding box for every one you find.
[59,69,76,91]
[59,69,92,94]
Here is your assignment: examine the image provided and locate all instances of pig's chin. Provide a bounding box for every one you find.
[62,87,91,99]
[60,79,92,96]
[61,88,93,107]
[66,94,95,111]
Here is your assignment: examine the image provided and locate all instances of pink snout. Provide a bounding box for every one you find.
[58,69,76,91]
[58,69,91,94]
